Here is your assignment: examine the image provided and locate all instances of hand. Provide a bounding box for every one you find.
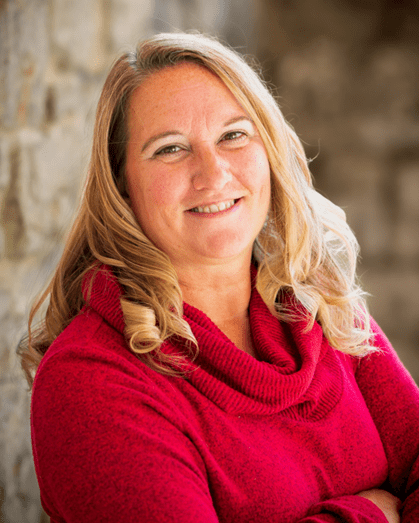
[357,489,401,523]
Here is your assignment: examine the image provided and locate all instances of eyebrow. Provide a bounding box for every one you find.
[141,130,182,153]
[140,115,254,153]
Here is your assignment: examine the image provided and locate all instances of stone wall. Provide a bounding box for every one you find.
[1,0,418,521]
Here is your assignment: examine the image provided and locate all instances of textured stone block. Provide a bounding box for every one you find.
[52,0,107,73]
[0,381,41,523]
[0,0,49,130]
[153,0,184,33]
[367,46,419,117]
[397,163,419,220]
[322,154,393,259]
[279,38,348,119]
[363,270,419,338]
[11,125,86,256]
[0,135,11,190]
[109,0,154,51]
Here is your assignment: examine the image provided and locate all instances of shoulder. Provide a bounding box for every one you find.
[353,317,419,410]
[36,306,129,375]
[32,307,187,431]
[356,317,410,377]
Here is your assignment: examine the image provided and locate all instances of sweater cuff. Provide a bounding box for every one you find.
[306,495,389,522]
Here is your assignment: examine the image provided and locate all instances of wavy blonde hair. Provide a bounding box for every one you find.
[20,32,374,386]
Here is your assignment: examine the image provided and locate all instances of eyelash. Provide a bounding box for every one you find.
[153,130,248,157]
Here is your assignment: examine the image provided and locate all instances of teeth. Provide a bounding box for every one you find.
[192,199,236,214]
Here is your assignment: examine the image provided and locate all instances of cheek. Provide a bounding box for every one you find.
[246,148,271,197]
[128,169,177,211]
[260,178,271,203]
[147,177,182,208]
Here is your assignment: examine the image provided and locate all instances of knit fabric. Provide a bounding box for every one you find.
[31,266,419,522]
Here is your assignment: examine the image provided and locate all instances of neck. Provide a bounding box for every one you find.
[175,256,253,328]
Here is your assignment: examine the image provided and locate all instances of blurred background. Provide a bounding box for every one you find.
[0,0,418,521]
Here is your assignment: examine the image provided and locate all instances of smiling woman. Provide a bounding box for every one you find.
[20,32,419,523]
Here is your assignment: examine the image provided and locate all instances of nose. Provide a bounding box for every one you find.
[192,146,232,191]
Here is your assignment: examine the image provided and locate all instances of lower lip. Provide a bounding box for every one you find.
[187,199,242,218]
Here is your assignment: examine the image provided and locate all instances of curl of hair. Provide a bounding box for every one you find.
[20,32,375,387]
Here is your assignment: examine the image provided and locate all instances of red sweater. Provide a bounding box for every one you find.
[31,266,419,522]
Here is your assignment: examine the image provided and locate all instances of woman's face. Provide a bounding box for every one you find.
[125,62,271,269]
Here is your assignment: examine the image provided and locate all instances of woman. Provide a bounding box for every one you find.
[21,32,418,522]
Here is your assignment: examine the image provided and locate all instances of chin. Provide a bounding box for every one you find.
[196,242,254,263]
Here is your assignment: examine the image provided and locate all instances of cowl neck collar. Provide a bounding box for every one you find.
[83,265,343,418]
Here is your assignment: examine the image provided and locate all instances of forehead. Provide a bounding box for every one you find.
[128,62,247,129]
[133,61,235,99]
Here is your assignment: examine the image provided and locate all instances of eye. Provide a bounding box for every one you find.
[154,144,184,157]
[221,131,247,142]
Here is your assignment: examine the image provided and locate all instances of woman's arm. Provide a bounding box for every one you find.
[354,319,419,522]
[288,317,416,523]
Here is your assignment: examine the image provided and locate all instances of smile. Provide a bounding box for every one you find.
[189,199,238,214]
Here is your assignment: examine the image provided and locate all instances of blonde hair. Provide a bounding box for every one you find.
[20,32,374,386]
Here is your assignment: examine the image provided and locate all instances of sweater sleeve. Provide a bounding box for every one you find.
[292,316,419,523]
[301,495,390,522]
[31,344,220,523]
[354,318,419,522]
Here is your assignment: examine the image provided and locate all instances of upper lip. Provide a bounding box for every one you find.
[186,197,241,211]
